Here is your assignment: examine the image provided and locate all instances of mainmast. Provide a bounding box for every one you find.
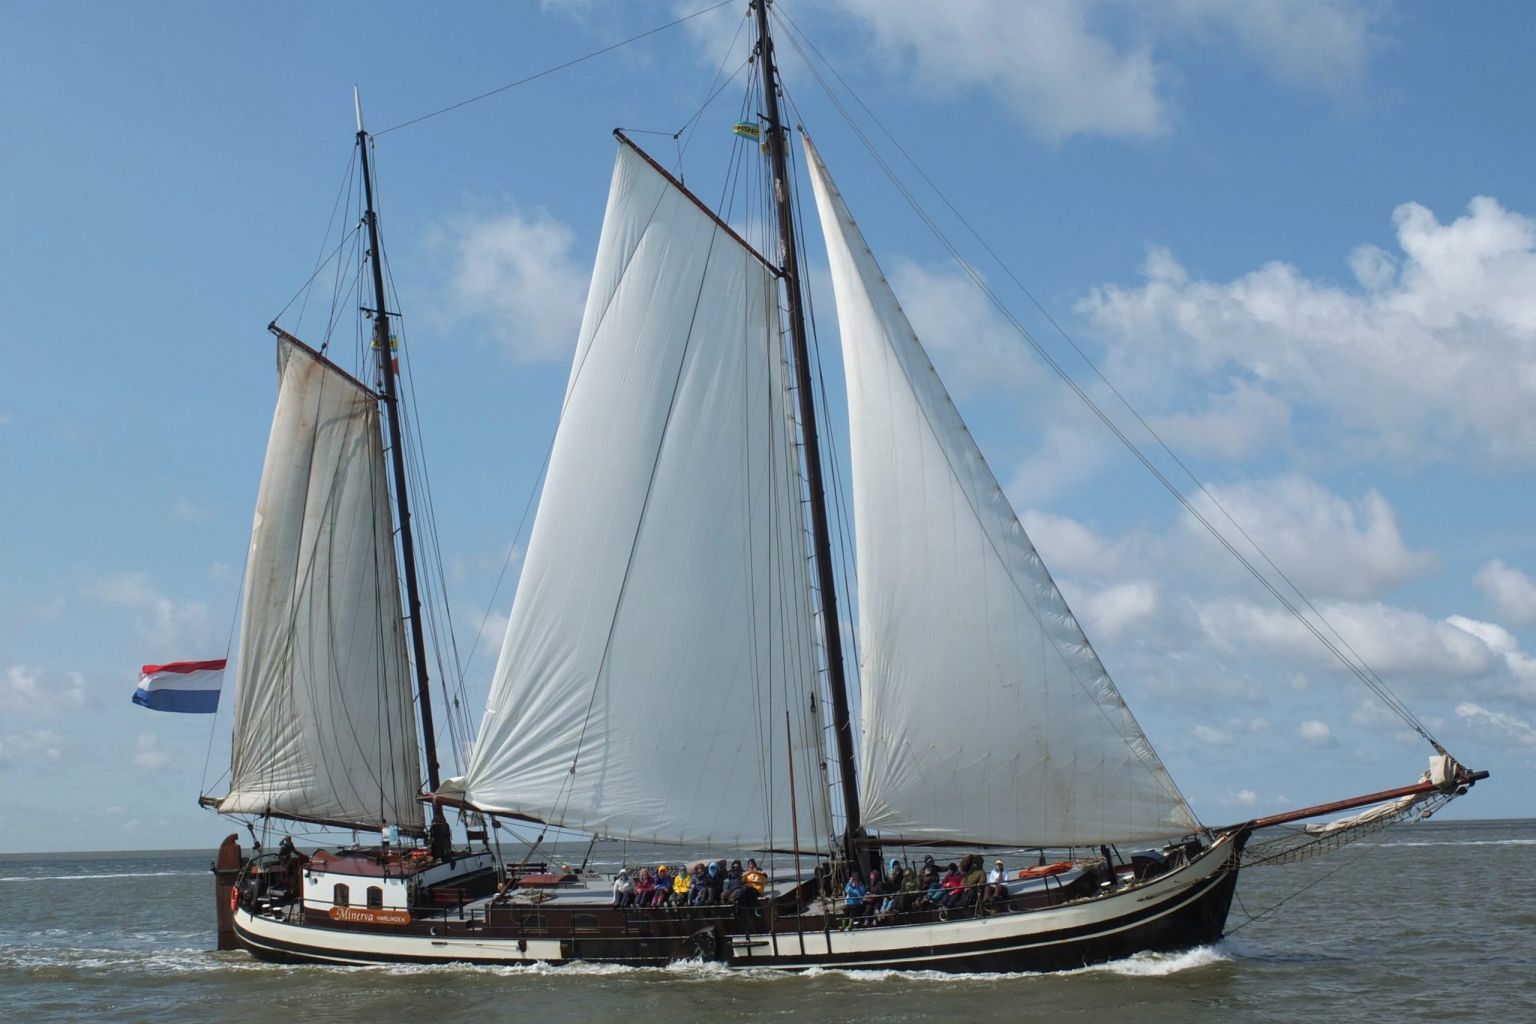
[355,95,451,857]
[753,0,863,865]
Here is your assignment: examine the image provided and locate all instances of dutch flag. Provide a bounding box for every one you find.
[132,659,227,714]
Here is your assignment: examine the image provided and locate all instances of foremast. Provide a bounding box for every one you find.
[753,0,863,866]
[356,98,452,858]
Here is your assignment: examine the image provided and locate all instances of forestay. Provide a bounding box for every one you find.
[803,135,1199,846]
[219,337,424,831]
[464,142,824,848]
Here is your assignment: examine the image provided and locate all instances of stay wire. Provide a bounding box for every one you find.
[676,10,752,162]
[779,23,1196,818]
[774,6,1430,746]
[376,1,736,137]
[1228,857,1354,936]
[773,10,1441,753]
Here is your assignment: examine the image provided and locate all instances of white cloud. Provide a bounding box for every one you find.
[1234,788,1258,807]
[172,496,209,522]
[832,0,1167,140]
[83,572,217,655]
[0,729,66,770]
[1021,510,1150,579]
[1298,719,1332,745]
[1080,196,1536,464]
[1074,580,1159,641]
[1193,722,1235,748]
[1183,475,1432,600]
[1164,0,1383,95]
[1456,702,1536,747]
[132,733,171,771]
[889,261,1039,392]
[431,207,587,364]
[1474,560,1536,627]
[1199,600,1488,679]
[1005,424,1112,505]
[1195,601,1536,705]
[2,666,87,713]
[1146,379,1293,460]
[822,0,1382,141]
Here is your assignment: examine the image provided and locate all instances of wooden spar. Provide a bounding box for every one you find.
[1234,768,1488,832]
[356,104,450,857]
[613,130,780,275]
[753,0,863,868]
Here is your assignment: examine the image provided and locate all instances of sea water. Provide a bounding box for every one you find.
[2,820,1532,1024]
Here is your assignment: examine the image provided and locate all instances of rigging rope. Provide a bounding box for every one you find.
[376,1,735,137]
[771,8,1445,754]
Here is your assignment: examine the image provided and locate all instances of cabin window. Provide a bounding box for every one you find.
[333,883,350,907]
[366,886,384,908]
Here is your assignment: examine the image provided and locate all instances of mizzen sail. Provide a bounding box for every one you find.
[803,135,1198,846]
[463,141,825,848]
[218,335,424,831]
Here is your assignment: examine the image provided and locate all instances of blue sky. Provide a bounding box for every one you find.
[3,1,1534,853]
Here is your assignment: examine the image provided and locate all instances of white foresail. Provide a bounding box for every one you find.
[463,142,825,848]
[803,136,1199,846]
[219,337,424,831]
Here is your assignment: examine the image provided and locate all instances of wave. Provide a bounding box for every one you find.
[0,871,201,883]
[3,946,1239,984]
[1070,943,1234,977]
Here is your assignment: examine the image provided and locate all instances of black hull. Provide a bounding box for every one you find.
[232,849,1241,974]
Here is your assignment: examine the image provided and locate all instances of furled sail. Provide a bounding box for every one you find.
[218,335,424,831]
[463,141,825,847]
[803,135,1199,846]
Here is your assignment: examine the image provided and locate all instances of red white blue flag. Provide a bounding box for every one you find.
[132,659,226,713]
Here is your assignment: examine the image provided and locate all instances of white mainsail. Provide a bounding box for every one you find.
[803,136,1199,846]
[463,141,825,848]
[219,336,424,831]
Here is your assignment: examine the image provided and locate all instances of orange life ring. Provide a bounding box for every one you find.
[1016,861,1074,880]
[229,885,240,912]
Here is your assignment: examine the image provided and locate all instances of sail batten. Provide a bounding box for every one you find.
[218,336,423,831]
[803,135,1199,847]
[463,144,824,848]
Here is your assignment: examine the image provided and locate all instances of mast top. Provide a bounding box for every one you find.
[354,85,365,134]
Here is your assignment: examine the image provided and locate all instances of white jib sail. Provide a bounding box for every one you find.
[464,143,825,848]
[803,135,1199,846]
[219,337,424,831]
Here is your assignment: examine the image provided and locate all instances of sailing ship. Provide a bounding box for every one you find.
[206,1,1486,971]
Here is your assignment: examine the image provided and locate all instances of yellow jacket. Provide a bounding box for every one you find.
[673,873,691,895]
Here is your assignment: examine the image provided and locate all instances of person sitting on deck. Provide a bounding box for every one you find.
[843,871,868,927]
[963,855,988,909]
[879,859,905,918]
[652,865,674,906]
[896,860,922,914]
[612,869,636,908]
[721,860,746,904]
[862,867,887,923]
[686,862,710,905]
[921,863,943,906]
[939,863,965,908]
[672,863,693,906]
[743,858,768,895]
[634,868,655,906]
[695,861,725,905]
[987,859,1010,903]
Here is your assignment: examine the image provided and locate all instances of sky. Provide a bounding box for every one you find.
[3,0,1534,854]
